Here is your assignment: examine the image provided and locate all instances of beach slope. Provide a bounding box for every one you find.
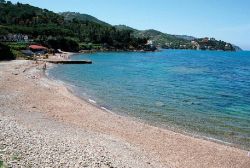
[0,60,249,167]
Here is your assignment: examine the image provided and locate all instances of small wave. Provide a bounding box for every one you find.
[88,99,97,104]
[203,136,232,145]
[101,106,113,113]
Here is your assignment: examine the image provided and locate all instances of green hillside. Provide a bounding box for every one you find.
[59,12,110,26]
[0,1,148,59]
[114,25,137,32]
[133,29,189,47]
[115,26,240,51]
[0,0,241,60]
[114,26,190,47]
[174,35,196,41]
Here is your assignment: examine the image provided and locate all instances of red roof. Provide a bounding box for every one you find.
[29,45,47,50]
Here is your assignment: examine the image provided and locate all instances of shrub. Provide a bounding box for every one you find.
[0,43,15,60]
[46,38,79,52]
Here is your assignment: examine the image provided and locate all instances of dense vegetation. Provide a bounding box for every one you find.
[0,42,15,60]
[59,12,111,26]
[194,38,235,51]
[0,1,241,59]
[134,29,190,48]
[115,26,190,48]
[115,25,240,51]
[0,1,148,57]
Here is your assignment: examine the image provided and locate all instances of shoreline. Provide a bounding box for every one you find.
[48,74,239,149]
[1,60,250,167]
[56,82,247,150]
[48,52,249,151]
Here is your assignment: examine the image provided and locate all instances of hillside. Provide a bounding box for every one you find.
[59,12,110,26]
[0,0,241,58]
[133,29,189,47]
[114,26,190,48]
[174,35,197,41]
[114,25,240,50]
[114,25,138,32]
[115,26,240,51]
[232,45,243,51]
[0,1,149,59]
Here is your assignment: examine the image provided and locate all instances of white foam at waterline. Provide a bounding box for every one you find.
[202,136,232,145]
[88,99,96,104]
[171,129,232,145]
[101,106,113,113]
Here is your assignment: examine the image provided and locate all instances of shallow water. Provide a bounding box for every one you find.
[49,50,250,149]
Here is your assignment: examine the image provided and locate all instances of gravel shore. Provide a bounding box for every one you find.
[0,60,165,168]
[0,60,249,168]
[0,110,160,168]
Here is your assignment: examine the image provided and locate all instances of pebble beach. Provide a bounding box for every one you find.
[0,60,249,168]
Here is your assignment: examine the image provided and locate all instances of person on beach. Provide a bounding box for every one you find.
[43,63,46,71]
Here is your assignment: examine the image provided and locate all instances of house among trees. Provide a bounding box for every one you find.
[29,45,48,54]
[224,43,233,51]
[191,41,200,50]
[21,45,48,57]
[0,34,29,42]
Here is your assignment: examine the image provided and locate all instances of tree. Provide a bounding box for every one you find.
[6,1,11,5]
[0,43,15,60]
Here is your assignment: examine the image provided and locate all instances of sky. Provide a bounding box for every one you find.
[10,0,250,50]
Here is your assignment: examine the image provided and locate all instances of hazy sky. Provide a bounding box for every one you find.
[10,0,250,50]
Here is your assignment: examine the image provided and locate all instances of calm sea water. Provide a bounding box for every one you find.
[49,50,250,149]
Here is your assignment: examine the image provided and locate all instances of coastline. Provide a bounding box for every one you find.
[0,60,250,167]
[49,51,249,150]
[49,74,242,150]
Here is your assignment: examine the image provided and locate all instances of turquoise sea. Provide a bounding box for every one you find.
[48,50,250,149]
